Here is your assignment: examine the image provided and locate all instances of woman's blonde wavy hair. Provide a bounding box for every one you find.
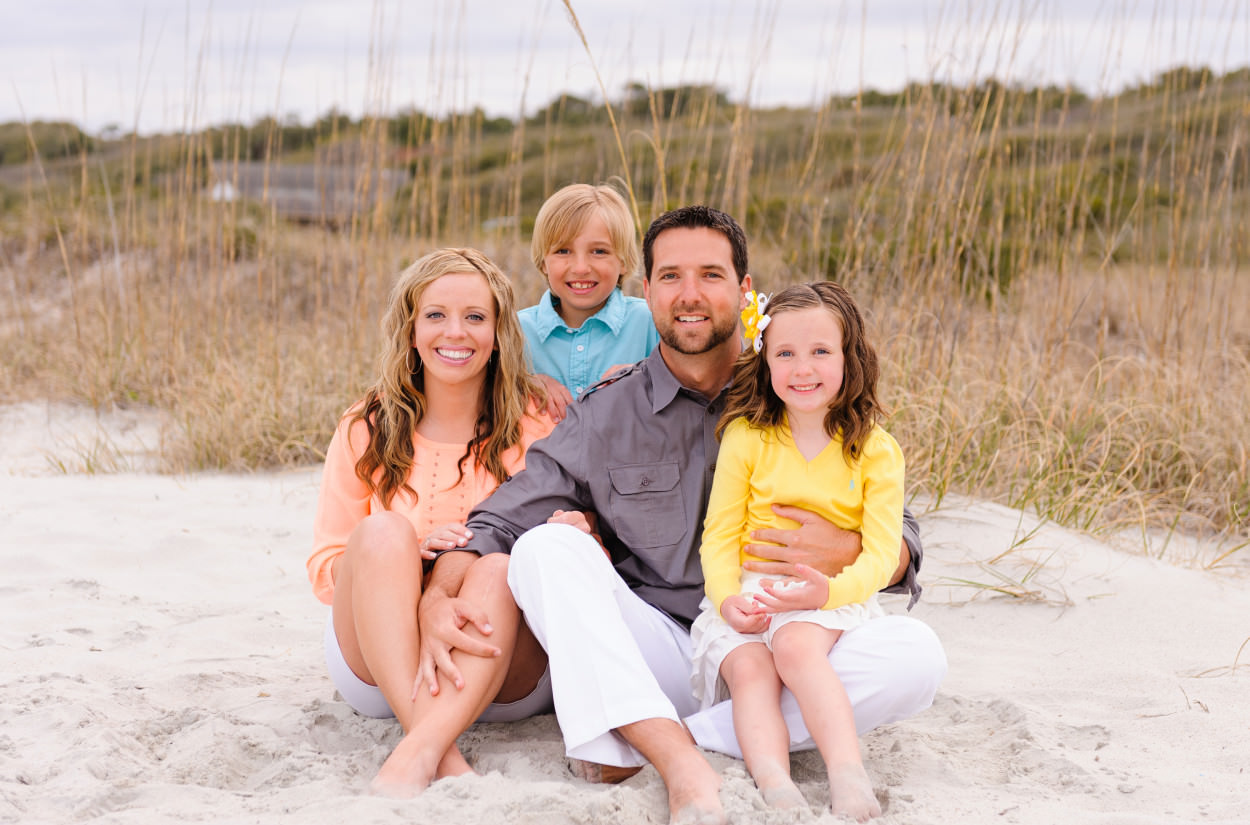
[352,248,543,507]
[718,281,884,462]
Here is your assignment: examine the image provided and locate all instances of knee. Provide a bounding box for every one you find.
[346,511,418,566]
[467,551,511,593]
[904,621,948,701]
[874,617,947,704]
[722,647,779,690]
[510,522,596,570]
[769,630,818,681]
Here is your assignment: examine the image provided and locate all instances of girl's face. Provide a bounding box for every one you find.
[542,211,622,328]
[411,271,497,391]
[764,306,845,418]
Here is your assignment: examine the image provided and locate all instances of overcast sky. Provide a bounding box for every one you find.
[4,0,1248,134]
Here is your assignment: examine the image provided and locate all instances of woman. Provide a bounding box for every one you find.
[307,248,553,795]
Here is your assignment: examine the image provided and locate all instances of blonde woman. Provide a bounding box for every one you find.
[308,248,554,795]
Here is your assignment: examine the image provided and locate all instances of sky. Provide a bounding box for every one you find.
[4,0,1248,135]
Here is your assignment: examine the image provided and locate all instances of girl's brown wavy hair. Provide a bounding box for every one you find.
[353,248,543,507]
[718,281,884,462]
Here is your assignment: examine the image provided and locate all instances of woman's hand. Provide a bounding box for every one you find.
[720,593,771,634]
[752,563,830,612]
[414,586,500,697]
[535,373,573,422]
[419,523,473,560]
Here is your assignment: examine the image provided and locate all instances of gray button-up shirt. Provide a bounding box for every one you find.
[464,348,922,627]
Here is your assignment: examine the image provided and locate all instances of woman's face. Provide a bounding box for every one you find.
[411,271,497,391]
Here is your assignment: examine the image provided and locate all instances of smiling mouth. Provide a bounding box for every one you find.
[791,383,820,392]
[676,315,707,323]
[435,348,473,362]
[566,281,599,291]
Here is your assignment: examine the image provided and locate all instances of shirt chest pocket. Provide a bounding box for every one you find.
[607,462,686,550]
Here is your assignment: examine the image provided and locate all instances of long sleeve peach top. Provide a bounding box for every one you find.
[308,405,555,604]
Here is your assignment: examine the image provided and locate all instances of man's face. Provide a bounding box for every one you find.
[644,227,751,356]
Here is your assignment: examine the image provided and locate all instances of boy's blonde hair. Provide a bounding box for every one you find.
[530,183,639,287]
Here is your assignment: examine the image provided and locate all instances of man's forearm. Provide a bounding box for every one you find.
[425,549,477,599]
[890,539,911,587]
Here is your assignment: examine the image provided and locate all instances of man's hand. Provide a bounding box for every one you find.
[742,504,861,578]
[720,594,770,634]
[753,564,830,612]
[536,374,573,422]
[415,584,500,698]
[547,509,594,534]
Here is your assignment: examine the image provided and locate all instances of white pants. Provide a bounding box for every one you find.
[507,523,947,767]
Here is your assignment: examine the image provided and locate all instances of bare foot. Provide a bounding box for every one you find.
[828,763,881,822]
[568,759,645,784]
[666,754,726,825]
[751,759,806,810]
[760,781,807,810]
[369,731,442,798]
[436,744,476,780]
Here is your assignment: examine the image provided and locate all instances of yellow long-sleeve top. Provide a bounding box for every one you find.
[308,404,555,605]
[700,416,905,614]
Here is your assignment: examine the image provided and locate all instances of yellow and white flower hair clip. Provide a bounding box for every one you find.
[740,290,771,353]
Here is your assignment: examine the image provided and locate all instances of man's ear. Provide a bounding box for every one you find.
[739,273,753,308]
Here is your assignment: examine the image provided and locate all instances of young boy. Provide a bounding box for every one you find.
[520,184,659,418]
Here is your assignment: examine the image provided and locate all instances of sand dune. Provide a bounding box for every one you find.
[2,404,1246,824]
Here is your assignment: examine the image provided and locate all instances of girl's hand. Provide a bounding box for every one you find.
[535,374,573,422]
[752,563,830,612]
[419,523,473,560]
[721,594,771,634]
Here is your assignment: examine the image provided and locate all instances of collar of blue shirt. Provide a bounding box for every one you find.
[531,287,628,338]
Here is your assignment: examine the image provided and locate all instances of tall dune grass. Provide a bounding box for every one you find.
[0,26,1246,554]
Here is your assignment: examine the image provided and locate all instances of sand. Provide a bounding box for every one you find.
[2,402,1246,824]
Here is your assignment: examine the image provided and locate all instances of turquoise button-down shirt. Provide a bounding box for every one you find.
[519,288,660,396]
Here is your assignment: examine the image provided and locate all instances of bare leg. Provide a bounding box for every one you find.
[618,718,725,825]
[330,514,474,790]
[771,623,880,822]
[372,552,537,796]
[719,643,805,809]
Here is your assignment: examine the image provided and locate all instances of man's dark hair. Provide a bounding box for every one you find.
[642,205,749,282]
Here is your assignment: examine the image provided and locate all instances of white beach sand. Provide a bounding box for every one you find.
[2,402,1246,824]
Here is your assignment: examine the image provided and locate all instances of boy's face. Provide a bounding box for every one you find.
[542,212,621,328]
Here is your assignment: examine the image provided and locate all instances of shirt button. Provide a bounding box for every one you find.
[576,344,585,352]
[575,386,583,393]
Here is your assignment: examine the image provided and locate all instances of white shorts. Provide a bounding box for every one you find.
[323,612,554,722]
[689,571,884,707]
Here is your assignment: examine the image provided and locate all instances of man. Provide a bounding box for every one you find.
[427,206,946,823]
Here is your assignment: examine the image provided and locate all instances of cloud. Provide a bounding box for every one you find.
[3,0,1246,134]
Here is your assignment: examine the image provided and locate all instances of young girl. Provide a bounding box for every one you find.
[308,248,555,796]
[691,281,902,821]
[519,183,659,416]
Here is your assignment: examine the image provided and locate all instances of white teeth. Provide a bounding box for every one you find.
[792,384,819,391]
[436,348,472,361]
[677,315,704,322]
